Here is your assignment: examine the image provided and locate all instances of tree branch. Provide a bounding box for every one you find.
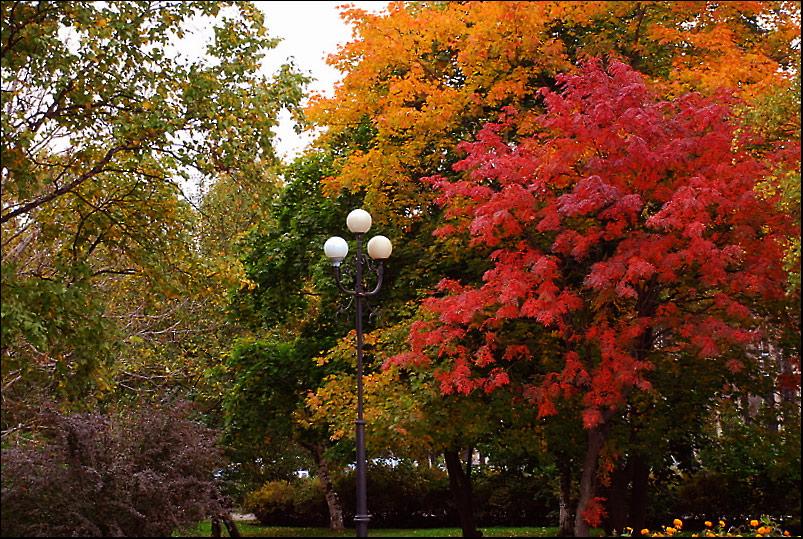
[1,144,133,224]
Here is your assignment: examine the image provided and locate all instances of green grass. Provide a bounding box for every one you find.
[174,520,576,537]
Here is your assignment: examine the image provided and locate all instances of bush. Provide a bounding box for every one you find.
[473,469,560,526]
[245,461,451,528]
[244,478,329,526]
[334,461,452,528]
[647,401,802,530]
[244,461,565,529]
[1,401,226,537]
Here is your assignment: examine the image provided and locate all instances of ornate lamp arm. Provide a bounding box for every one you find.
[361,262,384,298]
[333,265,357,296]
[332,258,384,298]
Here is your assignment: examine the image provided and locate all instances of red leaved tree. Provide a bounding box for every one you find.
[389,60,798,536]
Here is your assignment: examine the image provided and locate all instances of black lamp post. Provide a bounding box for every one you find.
[324,209,392,538]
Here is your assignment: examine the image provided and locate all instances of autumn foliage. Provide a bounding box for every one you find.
[388,59,798,530]
[394,58,795,410]
[308,1,799,226]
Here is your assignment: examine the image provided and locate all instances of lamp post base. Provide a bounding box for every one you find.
[355,415,369,537]
[355,514,371,538]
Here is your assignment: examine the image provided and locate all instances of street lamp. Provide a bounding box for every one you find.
[324,209,392,538]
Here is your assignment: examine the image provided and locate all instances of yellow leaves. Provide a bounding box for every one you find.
[141,166,162,177]
[238,277,256,291]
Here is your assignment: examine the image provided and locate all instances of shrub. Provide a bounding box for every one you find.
[244,478,329,526]
[473,469,560,526]
[1,401,225,537]
[334,461,452,528]
[245,461,451,528]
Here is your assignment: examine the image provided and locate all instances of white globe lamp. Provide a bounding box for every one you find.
[323,236,349,266]
[367,235,392,260]
[346,209,372,234]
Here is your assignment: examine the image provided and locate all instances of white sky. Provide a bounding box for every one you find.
[254,1,390,161]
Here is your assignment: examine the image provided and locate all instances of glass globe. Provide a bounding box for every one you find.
[367,235,392,260]
[346,209,372,234]
[324,236,349,265]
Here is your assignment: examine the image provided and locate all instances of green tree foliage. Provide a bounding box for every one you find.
[219,152,365,524]
[223,338,322,458]
[232,151,355,334]
[1,1,307,421]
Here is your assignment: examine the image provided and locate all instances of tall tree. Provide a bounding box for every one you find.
[1,1,306,426]
[299,6,798,535]
[222,152,362,529]
[390,60,798,536]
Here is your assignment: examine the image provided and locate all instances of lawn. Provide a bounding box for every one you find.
[174,520,580,537]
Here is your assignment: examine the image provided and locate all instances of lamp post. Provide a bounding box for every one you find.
[324,209,392,538]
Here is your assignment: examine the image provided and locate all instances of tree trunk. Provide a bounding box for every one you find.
[628,455,650,535]
[574,425,608,537]
[444,449,483,537]
[465,447,473,484]
[604,459,632,536]
[780,351,795,405]
[310,443,345,531]
[220,514,241,538]
[765,343,779,433]
[211,516,221,537]
[558,464,576,537]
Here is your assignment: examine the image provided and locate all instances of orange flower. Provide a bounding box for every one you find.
[751,520,760,527]
[666,527,677,535]
[719,520,727,528]
[641,529,650,536]
[673,519,683,528]
[784,531,791,536]
[705,521,713,528]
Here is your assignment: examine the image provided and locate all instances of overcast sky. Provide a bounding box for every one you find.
[253,1,390,161]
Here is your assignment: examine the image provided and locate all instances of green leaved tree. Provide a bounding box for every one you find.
[1,0,306,430]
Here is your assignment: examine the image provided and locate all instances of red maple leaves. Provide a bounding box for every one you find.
[390,59,797,426]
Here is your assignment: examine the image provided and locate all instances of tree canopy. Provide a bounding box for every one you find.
[1,2,800,537]
[389,59,798,535]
